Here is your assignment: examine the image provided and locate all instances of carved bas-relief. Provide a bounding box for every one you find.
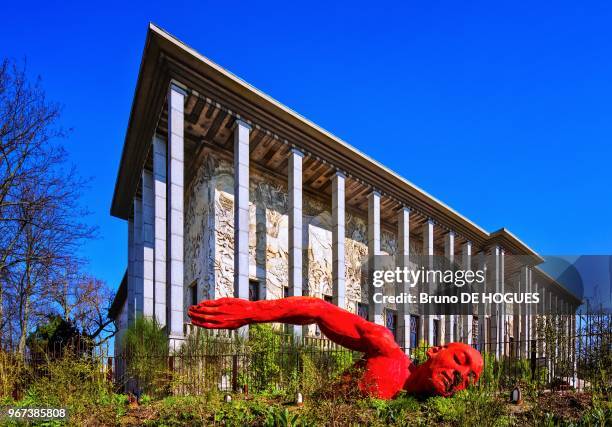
[185,152,417,332]
[184,152,425,332]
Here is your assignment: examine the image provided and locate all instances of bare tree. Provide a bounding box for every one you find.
[48,264,116,346]
[0,59,107,354]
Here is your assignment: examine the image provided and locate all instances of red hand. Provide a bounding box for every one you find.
[188,298,254,329]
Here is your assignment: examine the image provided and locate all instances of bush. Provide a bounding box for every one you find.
[411,340,430,366]
[424,387,511,427]
[368,393,423,425]
[26,315,87,358]
[479,352,502,390]
[123,316,170,398]
[18,353,126,425]
[248,324,283,392]
[148,394,288,426]
[0,351,30,400]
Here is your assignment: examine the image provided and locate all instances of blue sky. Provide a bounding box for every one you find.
[2,1,611,292]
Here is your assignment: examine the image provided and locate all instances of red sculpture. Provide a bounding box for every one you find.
[188,297,483,399]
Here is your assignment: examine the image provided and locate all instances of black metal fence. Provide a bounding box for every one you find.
[109,321,609,397]
[3,314,609,399]
[112,331,360,397]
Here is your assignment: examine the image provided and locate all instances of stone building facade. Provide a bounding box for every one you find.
[108,24,581,357]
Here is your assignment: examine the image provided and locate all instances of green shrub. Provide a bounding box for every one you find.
[26,315,86,358]
[264,407,310,427]
[368,394,423,425]
[424,387,511,427]
[150,395,216,425]
[248,324,283,392]
[123,316,170,397]
[479,352,502,390]
[17,353,126,425]
[411,340,430,366]
[148,394,293,426]
[298,350,323,396]
[578,404,611,426]
[176,328,243,395]
[0,351,30,399]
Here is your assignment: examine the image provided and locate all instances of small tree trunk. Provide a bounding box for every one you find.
[0,283,3,349]
[17,291,31,357]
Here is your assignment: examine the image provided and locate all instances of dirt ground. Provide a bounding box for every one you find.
[537,391,595,420]
[510,390,597,424]
[114,390,601,426]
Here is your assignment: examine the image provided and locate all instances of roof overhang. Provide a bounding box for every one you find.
[532,267,582,305]
[111,23,545,258]
[488,228,545,264]
[108,271,127,320]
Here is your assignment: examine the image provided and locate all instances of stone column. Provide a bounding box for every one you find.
[423,219,435,346]
[526,270,531,346]
[461,241,472,345]
[489,246,501,358]
[332,172,346,308]
[142,170,155,318]
[570,303,577,386]
[167,83,186,343]
[500,249,506,356]
[547,288,553,380]
[396,207,411,351]
[477,252,487,351]
[553,293,559,358]
[444,231,455,343]
[288,148,303,337]
[127,216,135,326]
[531,283,549,357]
[233,119,251,304]
[519,266,529,358]
[368,191,383,325]
[566,301,572,365]
[133,197,144,317]
[153,135,167,327]
[563,300,569,368]
[527,267,539,357]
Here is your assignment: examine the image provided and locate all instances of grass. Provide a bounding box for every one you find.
[1,374,609,426]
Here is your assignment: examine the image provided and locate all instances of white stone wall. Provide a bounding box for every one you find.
[184,152,418,334]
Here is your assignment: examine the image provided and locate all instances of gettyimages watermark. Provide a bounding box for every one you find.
[365,254,611,316]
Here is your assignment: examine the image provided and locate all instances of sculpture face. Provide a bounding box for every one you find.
[406,343,483,397]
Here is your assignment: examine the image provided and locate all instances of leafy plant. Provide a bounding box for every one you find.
[424,387,511,427]
[0,350,30,399]
[264,407,304,427]
[411,340,430,365]
[123,316,170,398]
[248,324,283,392]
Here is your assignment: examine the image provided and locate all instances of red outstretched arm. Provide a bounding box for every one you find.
[188,297,401,357]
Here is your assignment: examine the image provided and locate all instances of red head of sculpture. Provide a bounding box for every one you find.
[404,342,483,397]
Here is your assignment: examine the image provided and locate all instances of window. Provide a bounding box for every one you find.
[190,281,198,306]
[433,319,440,347]
[410,315,419,349]
[357,303,368,319]
[385,309,397,340]
[249,280,260,301]
[314,296,333,337]
[472,316,479,349]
